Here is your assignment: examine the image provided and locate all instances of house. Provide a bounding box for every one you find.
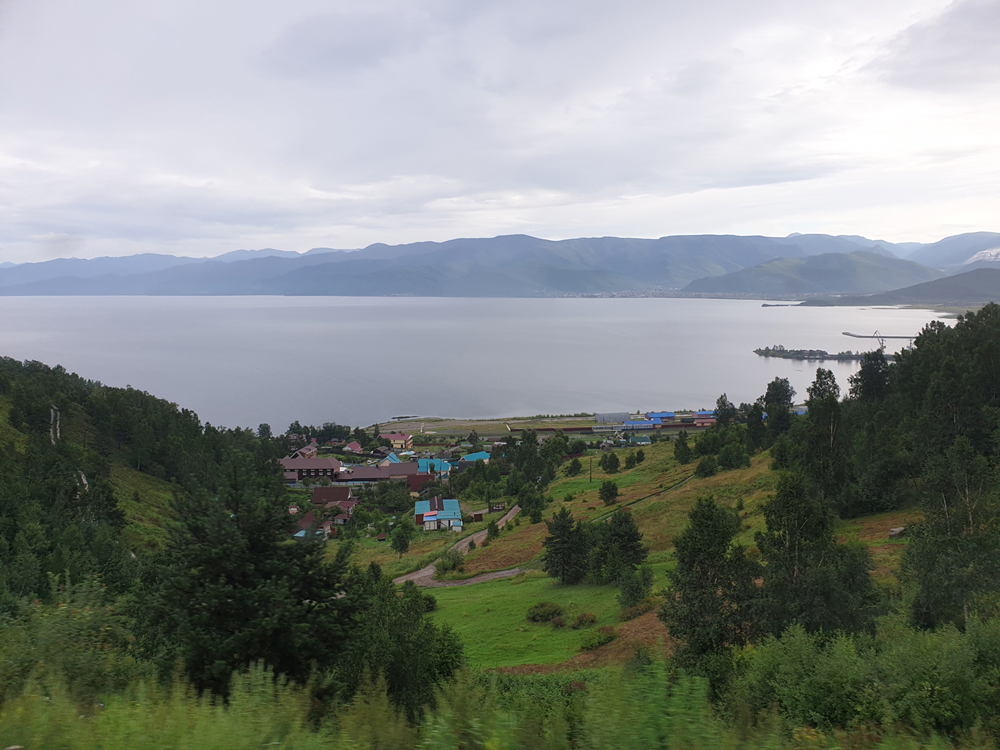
[646,411,675,421]
[406,473,436,494]
[333,462,420,486]
[414,497,463,532]
[279,456,342,483]
[311,486,353,505]
[629,434,652,446]
[343,441,363,453]
[310,487,358,521]
[460,451,491,463]
[418,458,452,477]
[292,510,330,541]
[293,444,318,460]
[455,451,491,472]
[378,452,401,466]
[382,433,413,451]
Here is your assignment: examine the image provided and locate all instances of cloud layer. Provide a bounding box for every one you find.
[0,0,997,262]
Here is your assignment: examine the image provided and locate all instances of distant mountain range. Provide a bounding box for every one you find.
[0,231,997,300]
[683,251,943,296]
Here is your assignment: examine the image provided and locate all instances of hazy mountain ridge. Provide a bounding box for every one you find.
[0,232,993,297]
[683,251,944,296]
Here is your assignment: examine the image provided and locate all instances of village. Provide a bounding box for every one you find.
[278,409,720,543]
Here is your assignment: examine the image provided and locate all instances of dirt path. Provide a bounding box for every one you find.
[393,504,521,588]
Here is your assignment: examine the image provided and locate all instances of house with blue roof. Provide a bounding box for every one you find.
[647,411,675,420]
[414,497,463,532]
[378,452,401,466]
[460,451,491,463]
[418,458,453,477]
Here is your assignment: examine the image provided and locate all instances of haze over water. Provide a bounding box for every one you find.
[0,297,947,430]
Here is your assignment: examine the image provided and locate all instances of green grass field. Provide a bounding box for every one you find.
[110,463,177,550]
[429,572,624,669]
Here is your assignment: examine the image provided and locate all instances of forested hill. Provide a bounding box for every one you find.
[0,231,980,296]
[682,250,943,295]
[802,267,1000,307]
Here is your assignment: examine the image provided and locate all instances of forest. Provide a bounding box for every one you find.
[3,305,1000,747]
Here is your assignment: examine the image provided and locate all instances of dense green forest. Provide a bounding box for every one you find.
[4,306,1000,747]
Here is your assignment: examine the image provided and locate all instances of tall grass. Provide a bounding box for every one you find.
[2,663,995,749]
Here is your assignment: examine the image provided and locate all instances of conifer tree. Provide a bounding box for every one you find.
[674,431,693,464]
[541,506,588,584]
[590,507,647,583]
[146,452,354,695]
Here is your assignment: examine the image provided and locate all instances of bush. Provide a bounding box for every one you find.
[599,480,619,506]
[437,548,465,573]
[564,492,575,503]
[487,520,500,541]
[527,602,565,623]
[467,539,476,551]
[635,449,645,464]
[581,626,617,651]
[422,593,438,612]
[572,612,597,629]
[565,458,582,477]
[550,616,565,629]
[695,456,718,478]
[625,453,637,470]
[718,442,751,470]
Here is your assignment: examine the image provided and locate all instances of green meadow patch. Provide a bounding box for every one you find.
[429,573,621,669]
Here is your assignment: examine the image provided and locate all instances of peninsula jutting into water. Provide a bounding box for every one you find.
[753,344,892,362]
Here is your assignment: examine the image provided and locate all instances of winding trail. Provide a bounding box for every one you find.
[393,504,521,588]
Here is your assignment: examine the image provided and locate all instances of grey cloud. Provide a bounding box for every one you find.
[264,11,426,75]
[873,0,1000,90]
[0,0,997,263]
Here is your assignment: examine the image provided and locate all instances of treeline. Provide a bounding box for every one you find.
[657,303,1000,735]
[0,356,459,723]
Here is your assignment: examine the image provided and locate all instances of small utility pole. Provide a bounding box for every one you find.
[589,457,593,483]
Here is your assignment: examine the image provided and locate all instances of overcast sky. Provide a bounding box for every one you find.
[0,0,998,262]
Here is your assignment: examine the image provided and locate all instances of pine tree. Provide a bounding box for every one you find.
[590,508,647,583]
[145,452,354,695]
[674,431,693,464]
[541,506,588,584]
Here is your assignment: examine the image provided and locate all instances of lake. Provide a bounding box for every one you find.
[0,296,948,430]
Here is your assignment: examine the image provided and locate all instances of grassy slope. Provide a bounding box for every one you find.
[110,463,177,550]
[430,440,922,672]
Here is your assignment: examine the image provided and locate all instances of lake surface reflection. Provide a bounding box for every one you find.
[0,296,948,429]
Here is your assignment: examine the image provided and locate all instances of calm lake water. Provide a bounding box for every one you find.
[0,297,948,430]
